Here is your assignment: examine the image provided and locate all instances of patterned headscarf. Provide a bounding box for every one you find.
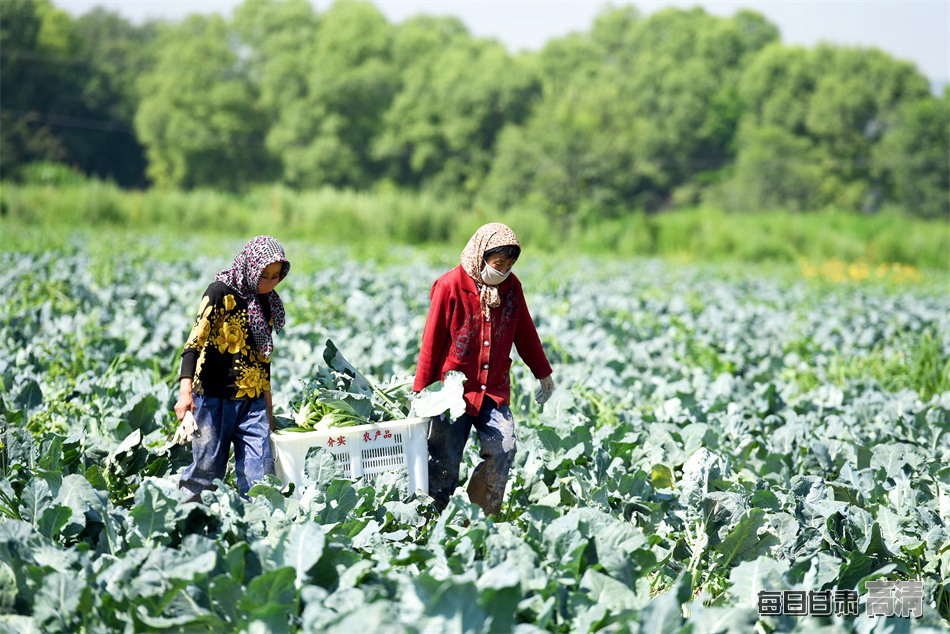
[215,236,290,360]
[460,223,520,318]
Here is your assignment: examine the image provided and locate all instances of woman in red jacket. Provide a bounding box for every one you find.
[414,223,555,516]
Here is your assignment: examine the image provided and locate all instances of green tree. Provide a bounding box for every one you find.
[717,125,827,211]
[481,7,779,218]
[480,79,641,221]
[68,8,154,185]
[726,43,931,212]
[1,0,71,176]
[375,31,541,194]
[250,0,396,189]
[134,14,275,190]
[874,89,950,219]
[232,0,317,122]
[1,0,154,184]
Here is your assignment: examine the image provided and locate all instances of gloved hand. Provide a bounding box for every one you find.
[172,411,199,446]
[535,374,555,406]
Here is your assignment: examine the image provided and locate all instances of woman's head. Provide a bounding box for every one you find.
[461,223,520,316]
[214,236,290,359]
[483,244,521,276]
[461,223,521,326]
[461,223,521,285]
[258,262,284,294]
[219,235,290,298]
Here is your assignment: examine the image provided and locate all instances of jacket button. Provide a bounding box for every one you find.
[483,341,489,346]
[483,364,488,370]
[481,384,486,390]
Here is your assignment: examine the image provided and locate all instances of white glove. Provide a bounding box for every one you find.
[535,374,555,406]
[172,411,199,445]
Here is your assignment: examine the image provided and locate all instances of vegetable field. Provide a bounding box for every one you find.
[0,240,948,633]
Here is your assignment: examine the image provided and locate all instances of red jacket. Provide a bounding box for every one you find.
[413,265,553,416]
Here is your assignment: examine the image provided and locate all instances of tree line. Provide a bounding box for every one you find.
[2,0,947,219]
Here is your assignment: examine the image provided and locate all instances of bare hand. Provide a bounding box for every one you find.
[174,380,195,422]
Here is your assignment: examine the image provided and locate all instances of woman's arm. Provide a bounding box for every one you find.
[175,287,220,421]
[175,378,195,422]
[513,291,553,380]
[514,292,556,405]
[413,280,452,392]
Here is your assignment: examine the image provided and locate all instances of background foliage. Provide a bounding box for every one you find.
[2,0,947,222]
[0,236,948,631]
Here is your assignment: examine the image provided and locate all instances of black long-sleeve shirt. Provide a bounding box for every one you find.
[180,282,272,400]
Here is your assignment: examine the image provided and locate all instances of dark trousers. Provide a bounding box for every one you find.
[178,394,275,499]
[427,400,517,517]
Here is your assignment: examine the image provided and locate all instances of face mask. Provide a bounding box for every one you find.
[481,262,510,286]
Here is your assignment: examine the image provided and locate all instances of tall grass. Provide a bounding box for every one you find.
[1,182,947,269]
[828,329,950,400]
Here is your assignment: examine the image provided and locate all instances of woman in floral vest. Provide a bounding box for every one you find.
[174,236,290,501]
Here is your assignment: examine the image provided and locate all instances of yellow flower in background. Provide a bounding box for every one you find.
[223,294,237,311]
[847,260,869,281]
[802,257,922,284]
[235,363,270,398]
[215,319,248,354]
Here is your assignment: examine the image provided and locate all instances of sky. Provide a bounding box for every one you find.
[52,0,950,84]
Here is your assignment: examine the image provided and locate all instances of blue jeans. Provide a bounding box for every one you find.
[179,394,275,499]
[428,401,516,517]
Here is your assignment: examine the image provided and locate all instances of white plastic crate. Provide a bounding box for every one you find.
[270,417,430,498]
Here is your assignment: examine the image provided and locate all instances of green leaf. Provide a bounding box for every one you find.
[680,448,724,505]
[590,520,655,586]
[323,339,373,394]
[728,557,790,606]
[20,478,52,526]
[53,474,106,538]
[0,561,16,614]
[750,489,779,510]
[239,566,296,621]
[248,481,287,511]
[651,464,674,489]
[279,523,326,589]
[33,571,90,633]
[109,429,142,461]
[579,569,636,612]
[37,505,71,540]
[477,562,521,632]
[382,500,424,527]
[210,576,243,625]
[684,604,759,634]
[714,509,767,568]
[410,574,487,633]
[870,444,909,479]
[83,465,108,491]
[15,380,42,414]
[318,479,358,524]
[303,447,341,488]
[876,506,907,552]
[837,551,872,590]
[129,478,178,545]
[125,395,159,431]
[639,586,684,634]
